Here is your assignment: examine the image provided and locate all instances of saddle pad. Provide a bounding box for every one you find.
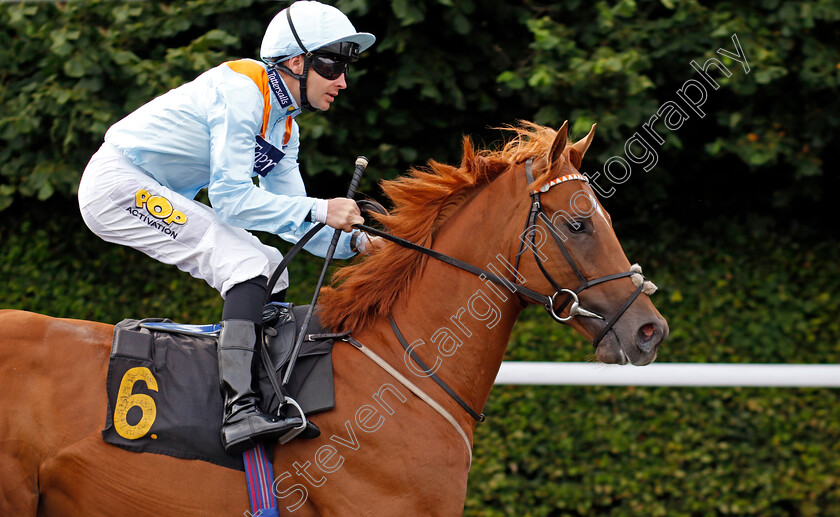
[102,309,335,471]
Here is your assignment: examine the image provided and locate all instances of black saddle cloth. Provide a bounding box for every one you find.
[101,305,336,471]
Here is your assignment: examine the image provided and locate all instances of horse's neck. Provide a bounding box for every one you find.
[387,167,529,426]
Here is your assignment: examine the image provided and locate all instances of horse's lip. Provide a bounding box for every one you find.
[593,330,629,365]
[594,329,658,366]
[618,336,657,366]
[591,320,660,366]
[601,345,629,365]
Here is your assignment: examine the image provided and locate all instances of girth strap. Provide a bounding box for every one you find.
[389,314,485,422]
[242,443,279,517]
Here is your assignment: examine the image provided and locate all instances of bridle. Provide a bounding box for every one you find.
[351,157,656,423]
[512,158,649,348]
[359,158,652,349]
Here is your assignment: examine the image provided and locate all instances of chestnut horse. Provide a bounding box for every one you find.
[0,122,667,516]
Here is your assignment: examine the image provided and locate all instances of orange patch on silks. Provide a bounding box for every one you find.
[283,116,293,146]
[225,59,271,138]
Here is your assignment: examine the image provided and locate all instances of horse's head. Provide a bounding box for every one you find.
[509,121,668,365]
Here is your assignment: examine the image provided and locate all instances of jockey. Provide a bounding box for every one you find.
[78,1,376,453]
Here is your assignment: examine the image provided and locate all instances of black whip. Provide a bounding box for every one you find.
[282,156,368,386]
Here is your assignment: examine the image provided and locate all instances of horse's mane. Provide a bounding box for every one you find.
[318,121,561,332]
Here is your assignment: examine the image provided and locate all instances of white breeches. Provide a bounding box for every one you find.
[78,143,288,297]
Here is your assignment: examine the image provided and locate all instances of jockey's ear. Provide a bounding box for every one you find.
[548,120,568,174]
[284,55,305,75]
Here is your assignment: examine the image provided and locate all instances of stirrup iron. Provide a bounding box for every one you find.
[276,396,308,445]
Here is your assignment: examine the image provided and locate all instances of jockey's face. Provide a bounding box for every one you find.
[282,55,347,112]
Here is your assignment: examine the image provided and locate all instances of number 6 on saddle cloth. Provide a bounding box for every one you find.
[102,303,337,471]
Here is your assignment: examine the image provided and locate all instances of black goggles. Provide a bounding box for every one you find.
[309,53,351,81]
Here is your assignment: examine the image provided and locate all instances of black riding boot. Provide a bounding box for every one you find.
[217,319,304,453]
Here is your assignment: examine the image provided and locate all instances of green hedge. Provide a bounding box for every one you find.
[1,203,838,515]
[2,0,839,513]
[466,222,840,516]
[1,0,838,222]
[468,385,840,516]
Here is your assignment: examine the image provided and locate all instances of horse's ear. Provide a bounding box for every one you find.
[570,123,597,161]
[569,148,583,169]
[549,120,569,172]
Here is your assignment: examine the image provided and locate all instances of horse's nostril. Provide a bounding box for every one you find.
[639,323,656,342]
[636,323,659,354]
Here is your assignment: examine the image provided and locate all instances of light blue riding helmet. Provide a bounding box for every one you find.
[260,1,375,111]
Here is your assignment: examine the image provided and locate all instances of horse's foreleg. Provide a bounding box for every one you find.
[0,445,39,515]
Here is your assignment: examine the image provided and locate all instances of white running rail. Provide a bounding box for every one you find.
[495,362,840,387]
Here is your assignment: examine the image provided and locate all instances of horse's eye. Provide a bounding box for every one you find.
[568,220,586,234]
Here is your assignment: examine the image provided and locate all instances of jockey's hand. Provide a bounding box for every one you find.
[326,198,363,232]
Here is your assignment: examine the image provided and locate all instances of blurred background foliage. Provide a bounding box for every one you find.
[1,0,839,515]
[1,0,838,221]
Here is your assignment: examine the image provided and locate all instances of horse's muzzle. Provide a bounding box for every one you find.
[595,318,668,366]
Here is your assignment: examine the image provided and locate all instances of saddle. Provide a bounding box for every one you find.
[101,303,337,471]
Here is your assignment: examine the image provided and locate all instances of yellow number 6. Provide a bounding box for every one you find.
[114,366,158,440]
